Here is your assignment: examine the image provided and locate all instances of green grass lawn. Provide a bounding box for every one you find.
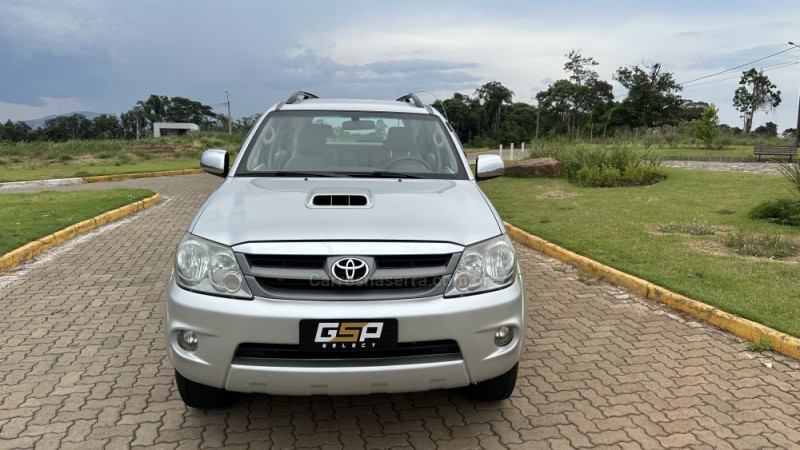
[0,189,155,255]
[0,133,242,182]
[480,168,800,337]
[0,158,200,182]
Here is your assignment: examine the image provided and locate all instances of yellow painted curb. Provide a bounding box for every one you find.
[83,168,203,183]
[505,221,800,361]
[0,193,161,274]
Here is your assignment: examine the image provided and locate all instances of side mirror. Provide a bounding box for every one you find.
[200,149,229,177]
[475,154,504,181]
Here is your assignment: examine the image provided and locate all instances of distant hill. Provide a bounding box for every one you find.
[24,111,101,129]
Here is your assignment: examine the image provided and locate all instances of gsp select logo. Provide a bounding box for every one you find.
[314,322,384,349]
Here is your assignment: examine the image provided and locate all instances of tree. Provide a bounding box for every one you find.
[432,92,481,144]
[694,104,720,148]
[564,50,599,87]
[1,120,32,142]
[536,80,578,136]
[125,94,216,136]
[732,68,781,133]
[42,114,93,141]
[136,94,170,128]
[91,114,123,139]
[498,102,538,145]
[612,63,683,128]
[678,100,710,122]
[167,96,215,125]
[120,106,145,139]
[783,128,798,139]
[475,81,514,144]
[563,51,599,135]
[537,51,614,139]
[752,121,778,137]
[234,113,262,133]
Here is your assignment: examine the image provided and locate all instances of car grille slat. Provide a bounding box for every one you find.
[375,254,451,269]
[247,255,326,269]
[235,340,460,360]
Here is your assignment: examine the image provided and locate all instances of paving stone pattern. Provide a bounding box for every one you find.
[1,174,799,449]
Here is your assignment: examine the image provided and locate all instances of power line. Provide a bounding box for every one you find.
[682,59,800,89]
[679,46,796,86]
[610,48,800,99]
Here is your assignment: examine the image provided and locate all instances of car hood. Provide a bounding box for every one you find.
[189,177,503,246]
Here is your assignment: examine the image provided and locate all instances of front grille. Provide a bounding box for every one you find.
[239,251,459,300]
[235,339,460,360]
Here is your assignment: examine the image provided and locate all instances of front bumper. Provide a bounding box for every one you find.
[164,272,525,396]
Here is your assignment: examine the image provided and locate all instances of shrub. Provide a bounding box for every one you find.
[749,198,800,226]
[694,104,721,148]
[527,140,665,187]
[725,232,799,258]
[749,164,800,226]
[778,163,800,200]
[658,220,715,236]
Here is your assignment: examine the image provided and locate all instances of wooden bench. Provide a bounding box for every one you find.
[754,145,797,161]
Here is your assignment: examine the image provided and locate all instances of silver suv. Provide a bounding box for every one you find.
[165,92,526,408]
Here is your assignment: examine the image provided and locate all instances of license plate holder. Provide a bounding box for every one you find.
[299,319,398,352]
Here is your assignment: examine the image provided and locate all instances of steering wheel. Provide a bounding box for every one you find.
[381,156,431,171]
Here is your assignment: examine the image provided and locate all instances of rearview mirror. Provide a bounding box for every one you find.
[342,120,375,131]
[200,149,229,177]
[475,154,504,180]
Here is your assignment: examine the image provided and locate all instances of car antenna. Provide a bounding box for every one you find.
[414,90,449,122]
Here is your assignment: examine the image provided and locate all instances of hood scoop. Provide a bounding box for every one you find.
[307,188,373,208]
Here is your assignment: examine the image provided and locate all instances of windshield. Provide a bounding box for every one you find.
[235,110,467,179]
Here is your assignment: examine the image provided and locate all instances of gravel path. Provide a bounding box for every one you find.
[662,161,785,175]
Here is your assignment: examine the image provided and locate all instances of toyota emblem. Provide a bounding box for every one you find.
[331,257,369,284]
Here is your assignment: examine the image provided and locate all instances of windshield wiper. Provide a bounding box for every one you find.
[337,171,426,179]
[255,171,336,177]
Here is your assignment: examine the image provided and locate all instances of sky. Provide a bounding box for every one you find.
[1,0,799,132]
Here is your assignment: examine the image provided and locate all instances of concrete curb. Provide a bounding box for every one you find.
[0,169,204,189]
[82,169,203,183]
[0,193,161,274]
[0,178,83,189]
[505,221,800,361]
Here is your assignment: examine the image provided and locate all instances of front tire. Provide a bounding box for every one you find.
[466,363,518,401]
[175,370,235,408]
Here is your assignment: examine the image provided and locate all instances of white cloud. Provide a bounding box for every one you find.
[0,97,87,122]
[0,0,139,57]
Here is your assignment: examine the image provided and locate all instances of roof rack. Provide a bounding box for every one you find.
[396,93,425,108]
[286,91,319,104]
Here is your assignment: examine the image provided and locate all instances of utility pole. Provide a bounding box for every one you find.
[796,86,800,148]
[790,42,800,148]
[225,91,233,135]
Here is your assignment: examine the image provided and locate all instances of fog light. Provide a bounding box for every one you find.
[494,326,513,346]
[177,330,198,352]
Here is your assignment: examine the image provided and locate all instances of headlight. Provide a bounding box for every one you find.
[445,234,517,297]
[174,234,253,299]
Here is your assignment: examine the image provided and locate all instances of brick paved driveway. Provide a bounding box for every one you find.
[1,174,800,449]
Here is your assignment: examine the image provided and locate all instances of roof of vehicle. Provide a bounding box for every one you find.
[273,92,437,115]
